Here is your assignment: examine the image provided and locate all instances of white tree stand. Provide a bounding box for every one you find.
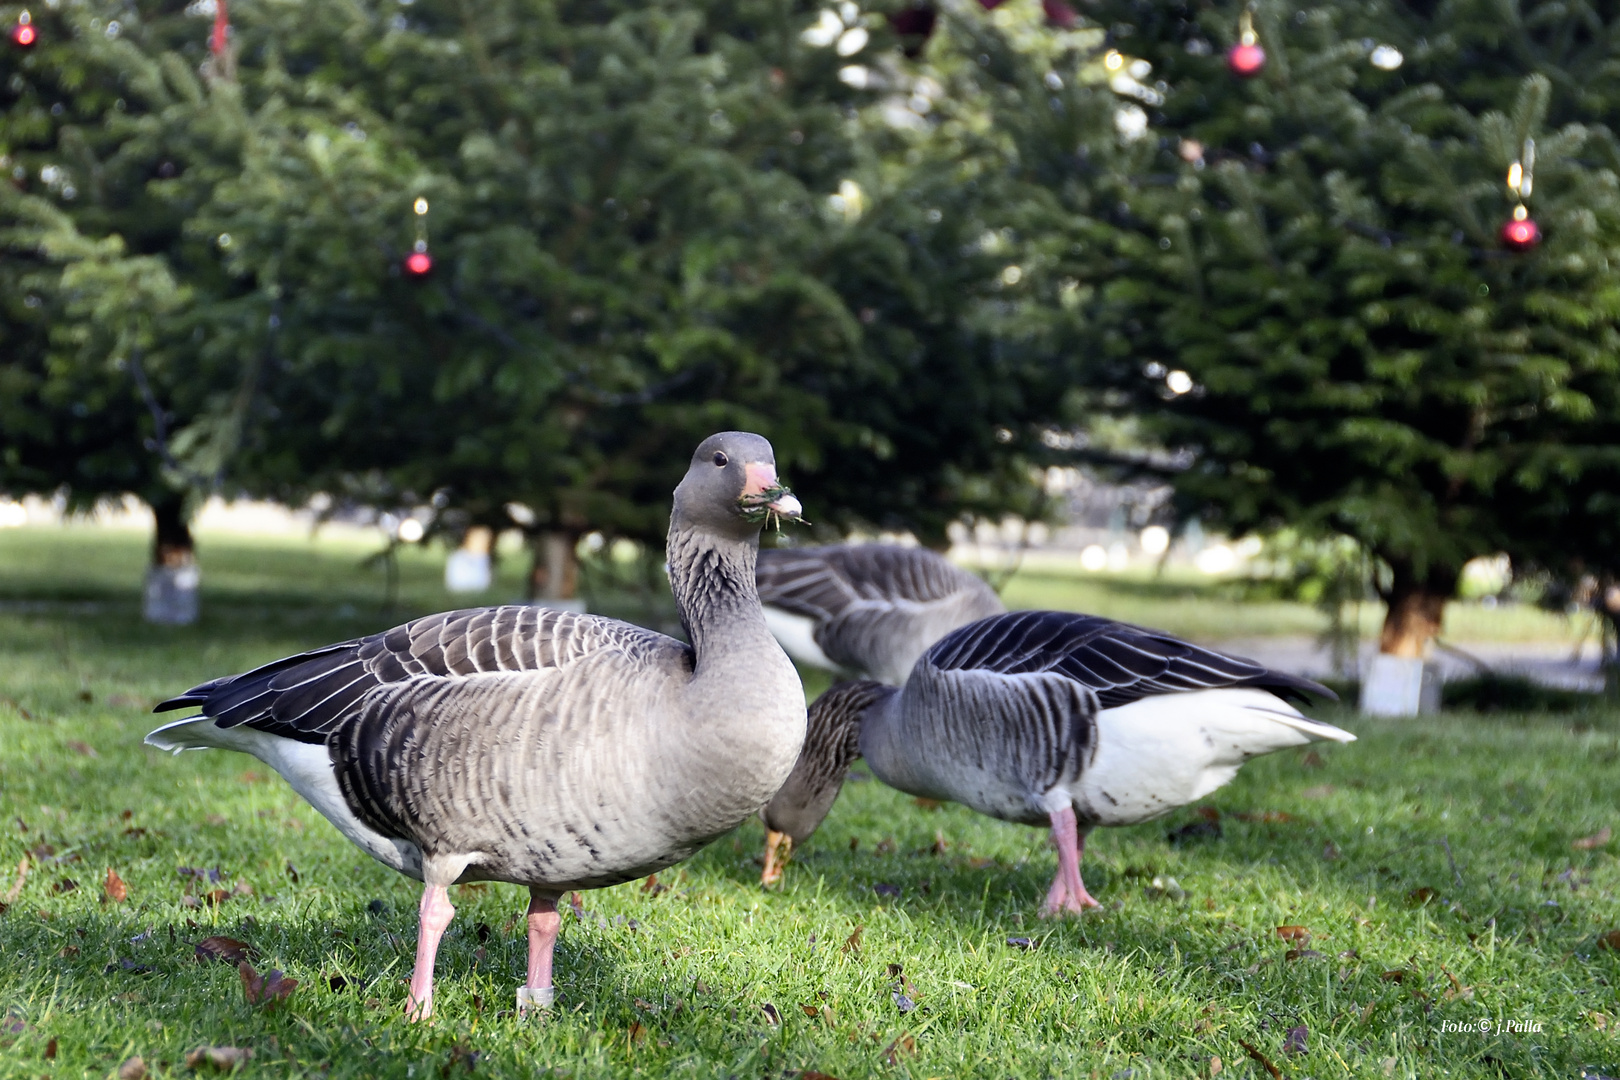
[143,564,200,625]
[1360,654,1441,716]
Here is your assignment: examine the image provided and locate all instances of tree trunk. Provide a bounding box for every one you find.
[527,530,580,603]
[144,492,199,625]
[1377,564,1456,657]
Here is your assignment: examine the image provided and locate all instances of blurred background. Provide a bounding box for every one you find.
[5,0,1619,715]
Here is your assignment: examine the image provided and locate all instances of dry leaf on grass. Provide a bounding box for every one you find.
[881,1034,915,1065]
[238,961,298,1008]
[1237,1039,1283,1080]
[1573,826,1612,850]
[195,937,254,965]
[443,1041,480,1073]
[185,1046,253,1071]
[2,856,26,904]
[117,1056,148,1080]
[104,867,127,904]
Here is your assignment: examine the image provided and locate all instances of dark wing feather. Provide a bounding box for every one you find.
[756,544,993,619]
[152,606,691,744]
[924,610,1335,708]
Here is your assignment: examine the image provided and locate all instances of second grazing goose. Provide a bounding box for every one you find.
[147,432,805,1019]
[760,610,1353,910]
[754,544,1005,686]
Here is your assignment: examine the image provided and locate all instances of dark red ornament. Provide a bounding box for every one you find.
[1227,42,1265,76]
[404,250,433,277]
[1501,214,1539,251]
[11,15,36,48]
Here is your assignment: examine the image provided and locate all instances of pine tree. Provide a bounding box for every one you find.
[977,0,1620,666]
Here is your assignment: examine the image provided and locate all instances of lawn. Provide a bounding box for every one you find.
[0,526,1616,1079]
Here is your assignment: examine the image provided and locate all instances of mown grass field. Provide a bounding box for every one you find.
[1,526,1616,1079]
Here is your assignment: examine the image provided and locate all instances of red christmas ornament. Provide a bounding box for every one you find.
[1227,10,1265,77]
[1502,207,1539,251]
[404,250,433,277]
[1227,42,1265,76]
[11,12,36,48]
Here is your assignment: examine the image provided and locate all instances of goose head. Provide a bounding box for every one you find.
[673,431,802,540]
[760,679,892,886]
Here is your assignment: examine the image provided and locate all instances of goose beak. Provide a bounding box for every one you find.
[761,829,793,887]
[739,463,803,521]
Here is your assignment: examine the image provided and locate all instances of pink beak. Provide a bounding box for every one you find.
[742,463,802,519]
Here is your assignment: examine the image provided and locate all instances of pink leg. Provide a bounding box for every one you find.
[518,889,561,1015]
[1040,807,1099,917]
[406,884,456,1021]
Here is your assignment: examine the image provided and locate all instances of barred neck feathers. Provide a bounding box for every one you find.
[762,679,896,842]
[665,525,765,663]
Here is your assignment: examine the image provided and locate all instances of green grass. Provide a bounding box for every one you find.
[1,527,1617,1078]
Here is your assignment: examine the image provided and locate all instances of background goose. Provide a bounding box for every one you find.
[755,544,1005,686]
[147,432,805,1019]
[759,610,1352,911]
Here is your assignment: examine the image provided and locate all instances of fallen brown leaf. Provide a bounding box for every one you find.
[104,867,127,904]
[117,1055,148,1080]
[1238,1038,1283,1080]
[443,1041,479,1074]
[2,857,25,904]
[195,937,254,965]
[1275,925,1311,942]
[238,961,298,1008]
[842,925,863,954]
[184,1046,253,1071]
[1573,826,1612,850]
[1235,810,1293,824]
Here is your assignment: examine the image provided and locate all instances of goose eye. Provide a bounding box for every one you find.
[712,451,729,467]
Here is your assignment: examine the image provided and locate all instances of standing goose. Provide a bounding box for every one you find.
[147,433,805,1019]
[755,544,1005,686]
[759,610,1352,912]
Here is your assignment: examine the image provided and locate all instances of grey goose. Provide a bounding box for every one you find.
[760,609,1352,913]
[147,432,806,1020]
[755,543,1005,686]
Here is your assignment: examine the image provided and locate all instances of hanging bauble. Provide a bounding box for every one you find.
[404,243,433,278]
[1227,9,1264,77]
[11,11,37,48]
[1501,205,1539,251]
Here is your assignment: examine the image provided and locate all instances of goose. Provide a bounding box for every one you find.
[759,610,1352,911]
[755,544,1005,686]
[147,432,806,1020]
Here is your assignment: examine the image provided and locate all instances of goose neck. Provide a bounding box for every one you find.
[665,524,769,664]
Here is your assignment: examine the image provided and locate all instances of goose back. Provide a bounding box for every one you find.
[755,544,1005,684]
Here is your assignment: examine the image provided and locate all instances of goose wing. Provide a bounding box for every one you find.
[153,605,692,745]
[921,610,1335,709]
